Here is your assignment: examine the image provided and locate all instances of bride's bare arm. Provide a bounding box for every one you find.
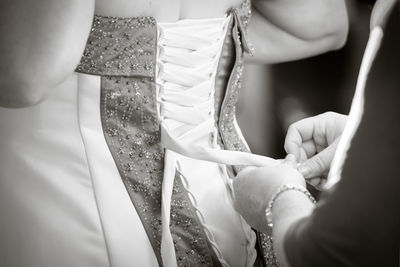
[248,0,348,63]
[0,0,95,108]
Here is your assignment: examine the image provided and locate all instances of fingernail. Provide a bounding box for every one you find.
[298,165,311,177]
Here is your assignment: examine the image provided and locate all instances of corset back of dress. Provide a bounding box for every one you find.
[74,1,278,266]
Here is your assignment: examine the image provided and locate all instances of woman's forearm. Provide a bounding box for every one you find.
[247,0,348,63]
[271,191,314,267]
[0,0,94,107]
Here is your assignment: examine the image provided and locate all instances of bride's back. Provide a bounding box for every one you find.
[95,0,244,21]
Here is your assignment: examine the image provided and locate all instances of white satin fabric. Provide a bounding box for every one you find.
[0,16,276,267]
[0,75,113,267]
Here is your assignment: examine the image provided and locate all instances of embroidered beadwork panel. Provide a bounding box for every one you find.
[77,15,218,267]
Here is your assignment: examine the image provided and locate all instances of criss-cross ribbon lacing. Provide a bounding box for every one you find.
[156,16,277,267]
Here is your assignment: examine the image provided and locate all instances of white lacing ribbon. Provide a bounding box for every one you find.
[156,17,277,267]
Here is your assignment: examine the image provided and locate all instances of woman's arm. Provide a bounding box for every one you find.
[0,0,94,108]
[271,191,313,267]
[277,5,400,266]
[248,0,348,63]
[235,5,399,267]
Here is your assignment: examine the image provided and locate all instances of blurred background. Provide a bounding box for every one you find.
[237,0,377,159]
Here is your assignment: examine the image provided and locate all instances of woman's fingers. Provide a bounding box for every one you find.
[284,117,316,159]
[298,139,339,179]
[283,154,298,168]
[301,140,317,158]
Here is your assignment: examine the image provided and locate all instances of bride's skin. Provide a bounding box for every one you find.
[0,0,348,108]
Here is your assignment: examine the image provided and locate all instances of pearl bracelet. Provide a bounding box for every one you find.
[265,183,316,229]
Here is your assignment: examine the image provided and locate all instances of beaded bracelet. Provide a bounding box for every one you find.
[265,184,316,229]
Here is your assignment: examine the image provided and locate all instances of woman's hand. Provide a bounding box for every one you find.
[232,155,305,233]
[284,112,347,188]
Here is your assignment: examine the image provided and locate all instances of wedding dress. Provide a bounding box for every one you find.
[0,1,278,266]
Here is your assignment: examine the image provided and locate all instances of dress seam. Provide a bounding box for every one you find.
[76,74,113,267]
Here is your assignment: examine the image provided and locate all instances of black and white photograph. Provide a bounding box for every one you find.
[0,0,398,266]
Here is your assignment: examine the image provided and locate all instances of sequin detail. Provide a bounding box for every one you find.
[171,175,219,267]
[229,0,254,55]
[213,18,235,124]
[101,76,164,261]
[219,11,251,174]
[234,0,252,29]
[260,234,279,267]
[218,3,279,266]
[76,16,156,76]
